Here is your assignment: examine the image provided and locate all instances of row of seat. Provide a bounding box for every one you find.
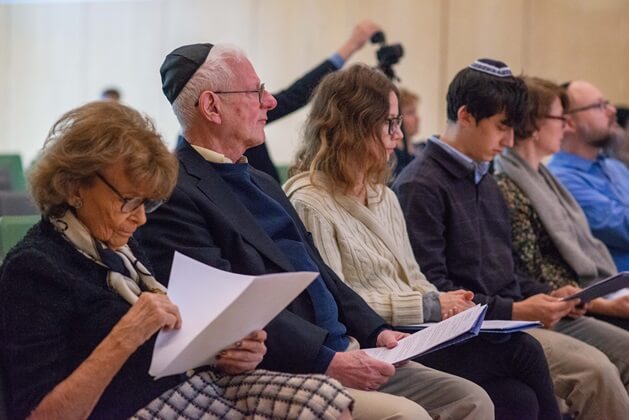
[0,215,39,261]
[0,214,40,416]
[0,154,27,193]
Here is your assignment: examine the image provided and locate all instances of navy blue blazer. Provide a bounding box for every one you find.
[136,142,387,374]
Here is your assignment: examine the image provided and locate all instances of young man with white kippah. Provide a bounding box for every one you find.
[393,59,629,420]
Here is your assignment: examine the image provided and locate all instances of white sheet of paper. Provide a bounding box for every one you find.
[362,304,486,364]
[149,252,317,378]
[605,287,629,300]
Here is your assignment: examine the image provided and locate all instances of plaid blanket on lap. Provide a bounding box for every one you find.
[132,369,352,419]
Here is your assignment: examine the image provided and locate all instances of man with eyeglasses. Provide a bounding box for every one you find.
[549,80,629,272]
[136,43,495,420]
[175,20,382,183]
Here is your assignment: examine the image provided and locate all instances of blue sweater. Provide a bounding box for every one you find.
[210,162,348,363]
[548,151,629,271]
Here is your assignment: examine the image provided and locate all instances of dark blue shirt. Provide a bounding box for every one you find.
[548,151,629,271]
[210,162,348,358]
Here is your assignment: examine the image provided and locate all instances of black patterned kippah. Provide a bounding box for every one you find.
[160,43,214,104]
[469,58,512,77]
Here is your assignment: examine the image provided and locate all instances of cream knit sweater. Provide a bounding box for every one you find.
[284,172,439,325]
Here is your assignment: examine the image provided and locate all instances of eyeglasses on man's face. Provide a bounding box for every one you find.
[386,115,403,135]
[95,173,164,214]
[564,100,610,115]
[195,83,266,107]
[543,114,568,127]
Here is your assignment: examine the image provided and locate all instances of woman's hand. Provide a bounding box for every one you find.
[29,292,182,419]
[439,290,475,320]
[111,292,182,351]
[215,330,267,375]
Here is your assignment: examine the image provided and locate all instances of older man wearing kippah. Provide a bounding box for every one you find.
[136,43,494,420]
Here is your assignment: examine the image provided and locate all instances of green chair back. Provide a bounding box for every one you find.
[0,215,39,261]
[0,154,27,192]
[0,214,39,418]
[276,165,289,184]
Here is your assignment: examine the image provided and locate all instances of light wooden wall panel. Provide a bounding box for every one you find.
[0,0,628,168]
[0,5,10,153]
[262,0,444,164]
[255,0,357,164]
[83,1,167,132]
[3,3,85,165]
[526,0,629,104]
[445,0,527,80]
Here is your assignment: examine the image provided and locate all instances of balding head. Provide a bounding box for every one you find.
[562,80,617,157]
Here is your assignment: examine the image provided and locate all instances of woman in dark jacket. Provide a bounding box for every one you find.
[0,101,352,420]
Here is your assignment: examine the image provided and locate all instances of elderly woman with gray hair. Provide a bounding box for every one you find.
[0,101,352,419]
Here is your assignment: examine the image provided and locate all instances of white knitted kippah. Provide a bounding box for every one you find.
[469,58,512,77]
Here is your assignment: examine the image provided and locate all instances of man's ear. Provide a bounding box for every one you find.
[197,91,222,124]
[457,105,476,128]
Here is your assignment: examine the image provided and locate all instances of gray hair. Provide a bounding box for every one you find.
[172,44,248,133]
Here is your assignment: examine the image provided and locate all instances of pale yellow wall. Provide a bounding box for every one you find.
[0,0,628,167]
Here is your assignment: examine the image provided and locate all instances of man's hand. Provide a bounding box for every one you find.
[590,295,629,317]
[439,290,475,319]
[550,285,589,318]
[549,285,581,299]
[512,293,576,328]
[337,20,382,60]
[215,330,267,375]
[376,329,409,348]
[325,350,395,391]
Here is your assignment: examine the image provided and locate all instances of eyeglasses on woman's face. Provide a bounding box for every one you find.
[95,173,164,214]
[386,115,404,135]
[543,114,568,128]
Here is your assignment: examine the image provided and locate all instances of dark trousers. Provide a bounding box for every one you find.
[416,332,560,420]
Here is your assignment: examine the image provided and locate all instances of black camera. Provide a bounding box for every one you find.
[370,31,404,81]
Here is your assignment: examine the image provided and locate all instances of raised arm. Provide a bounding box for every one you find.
[268,20,381,123]
[336,19,381,61]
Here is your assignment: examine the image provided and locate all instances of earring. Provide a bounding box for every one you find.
[72,198,83,209]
